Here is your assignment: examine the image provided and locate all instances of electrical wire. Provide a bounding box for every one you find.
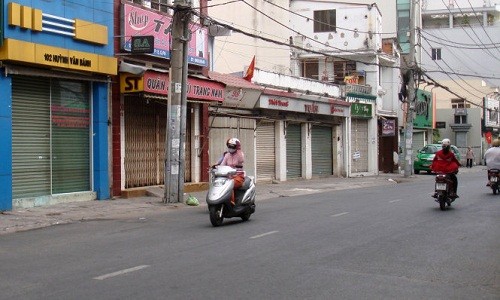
[463,0,500,55]
[262,0,398,36]
[440,0,500,62]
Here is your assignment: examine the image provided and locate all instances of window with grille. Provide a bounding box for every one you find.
[314,10,336,32]
[333,60,356,82]
[126,0,171,13]
[451,99,470,108]
[301,60,319,80]
[431,48,441,60]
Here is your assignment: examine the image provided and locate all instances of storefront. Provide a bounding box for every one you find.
[346,92,378,177]
[256,92,350,180]
[117,71,224,192]
[0,1,116,210]
[112,3,214,196]
[206,72,263,180]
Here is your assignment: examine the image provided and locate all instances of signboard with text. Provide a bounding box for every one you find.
[413,89,433,128]
[257,95,350,117]
[122,4,208,66]
[120,71,224,102]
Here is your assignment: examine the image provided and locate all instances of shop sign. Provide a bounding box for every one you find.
[120,72,224,102]
[122,4,208,66]
[257,95,349,117]
[351,102,372,118]
[120,74,144,93]
[381,119,395,136]
[484,96,500,128]
[413,89,433,128]
[131,35,154,53]
[435,121,446,129]
[0,39,116,75]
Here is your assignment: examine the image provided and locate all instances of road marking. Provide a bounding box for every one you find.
[93,265,150,280]
[332,212,349,217]
[250,231,279,239]
[389,199,402,203]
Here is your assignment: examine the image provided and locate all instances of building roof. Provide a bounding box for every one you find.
[208,71,264,90]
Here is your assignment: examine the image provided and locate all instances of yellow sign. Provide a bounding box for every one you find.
[0,39,117,75]
[120,73,144,93]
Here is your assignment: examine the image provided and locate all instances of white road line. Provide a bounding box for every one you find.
[250,231,279,239]
[389,199,402,203]
[332,212,349,217]
[93,265,150,280]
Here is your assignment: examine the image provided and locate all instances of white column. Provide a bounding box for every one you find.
[275,121,287,182]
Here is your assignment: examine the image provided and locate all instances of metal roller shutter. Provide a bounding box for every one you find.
[256,121,275,181]
[286,123,302,178]
[12,76,51,198]
[124,97,167,188]
[312,125,333,176]
[351,119,369,173]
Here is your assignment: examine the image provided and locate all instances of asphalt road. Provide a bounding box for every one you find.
[0,171,498,300]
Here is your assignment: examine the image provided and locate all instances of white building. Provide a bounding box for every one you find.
[420,0,500,156]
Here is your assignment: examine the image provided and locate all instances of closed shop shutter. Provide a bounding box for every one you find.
[208,116,256,178]
[256,121,275,181]
[124,97,167,188]
[312,125,333,176]
[286,123,302,178]
[351,119,369,173]
[12,76,91,198]
[12,76,51,198]
[412,131,425,155]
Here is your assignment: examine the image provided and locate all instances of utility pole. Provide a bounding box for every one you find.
[164,0,191,203]
[403,0,418,178]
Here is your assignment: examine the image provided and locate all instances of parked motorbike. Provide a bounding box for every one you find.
[206,166,256,227]
[488,169,500,194]
[433,173,456,210]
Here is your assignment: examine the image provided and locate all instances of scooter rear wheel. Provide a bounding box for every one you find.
[438,195,446,211]
[209,205,224,227]
[241,211,251,221]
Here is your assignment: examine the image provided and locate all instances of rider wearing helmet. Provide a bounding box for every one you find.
[431,138,461,198]
[219,138,245,205]
[484,138,500,186]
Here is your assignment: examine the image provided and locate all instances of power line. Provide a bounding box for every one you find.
[262,0,398,36]
[439,0,500,62]
[464,0,500,54]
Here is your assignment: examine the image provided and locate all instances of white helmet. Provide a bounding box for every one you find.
[441,138,451,147]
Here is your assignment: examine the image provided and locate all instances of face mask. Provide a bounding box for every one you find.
[227,148,236,154]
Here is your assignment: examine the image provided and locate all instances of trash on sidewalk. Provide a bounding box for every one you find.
[185,195,199,206]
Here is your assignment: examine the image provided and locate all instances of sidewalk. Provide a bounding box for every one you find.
[0,167,483,235]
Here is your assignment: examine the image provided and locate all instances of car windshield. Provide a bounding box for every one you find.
[421,146,438,154]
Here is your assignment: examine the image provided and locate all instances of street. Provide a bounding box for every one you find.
[0,170,498,299]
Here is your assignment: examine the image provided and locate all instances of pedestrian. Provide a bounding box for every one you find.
[466,146,475,168]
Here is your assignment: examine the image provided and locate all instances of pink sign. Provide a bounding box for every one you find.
[122,4,208,66]
[144,71,224,102]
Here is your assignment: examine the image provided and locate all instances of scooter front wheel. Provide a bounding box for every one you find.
[209,205,224,227]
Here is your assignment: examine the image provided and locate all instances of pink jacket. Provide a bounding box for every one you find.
[220,150,245,172]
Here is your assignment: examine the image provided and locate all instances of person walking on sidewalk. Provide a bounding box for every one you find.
[466,146,475,168]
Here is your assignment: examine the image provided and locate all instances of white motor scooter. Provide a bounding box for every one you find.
[206,166,256,227]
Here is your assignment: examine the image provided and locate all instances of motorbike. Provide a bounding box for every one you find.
[206,165,256,227]
[488,169,500,194]
[433,173,456,210]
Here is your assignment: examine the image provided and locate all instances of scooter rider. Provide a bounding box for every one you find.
[431,138,461,198]
[484,138,500,186]
[218,138,245,205]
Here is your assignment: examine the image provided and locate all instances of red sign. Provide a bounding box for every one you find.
[143,71,224,102]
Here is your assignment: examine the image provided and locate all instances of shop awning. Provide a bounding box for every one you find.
[208,71,264,90]
[346,92,377,102]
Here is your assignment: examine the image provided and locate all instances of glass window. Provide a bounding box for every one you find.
[431,48,441,60]
[314,10,336,32]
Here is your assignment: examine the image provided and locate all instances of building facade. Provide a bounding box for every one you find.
[0,1,117,210]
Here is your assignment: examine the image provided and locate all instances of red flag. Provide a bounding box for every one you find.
[485,131,492,144]
[243,56,255,81]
